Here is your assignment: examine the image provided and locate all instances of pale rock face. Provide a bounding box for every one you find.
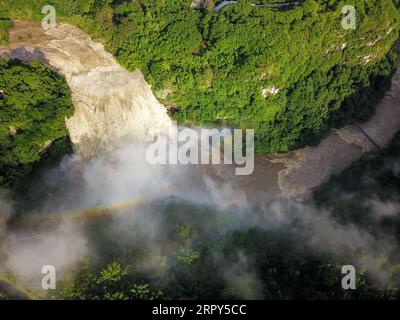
[367,37,381,47]
[363,54,373,65]
[9,126,17,137]
[262,86,279,98]
[191,0,206,9]
[0,23,173,159]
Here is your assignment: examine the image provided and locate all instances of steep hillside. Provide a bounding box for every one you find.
[1,0,400,152]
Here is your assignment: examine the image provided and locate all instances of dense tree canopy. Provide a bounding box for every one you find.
[44,132,400,301]
[0,59,73,189]
[1,0,399,152]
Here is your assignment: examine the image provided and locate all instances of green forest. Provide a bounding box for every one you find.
[0,59,73,190]
[1,0,400,151]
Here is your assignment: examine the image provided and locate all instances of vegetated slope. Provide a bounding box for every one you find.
[0,59,74,189]
[112,0,400,153]
[1,0,400,152]
[0,19,13,45]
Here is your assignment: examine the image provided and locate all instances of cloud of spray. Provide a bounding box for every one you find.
[367,199,400,218]
[219,252,263,300]
[263,201,399,285]
[3,220,89,289]
[0,140,399,294]
[0,194,13,215]
[0,142,245,285]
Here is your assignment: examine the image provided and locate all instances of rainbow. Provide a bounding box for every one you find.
[2,183,170,228]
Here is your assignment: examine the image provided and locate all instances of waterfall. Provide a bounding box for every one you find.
[2,21,400,201]
[1,23,173,159]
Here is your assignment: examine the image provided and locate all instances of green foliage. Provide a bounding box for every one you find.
[97,262,127,284]
[2,0,399,152]
[0,59,74,189]
[52,260,164,300]
[176,249,200,265]
[0,19,13,45]
[107,0,400,152]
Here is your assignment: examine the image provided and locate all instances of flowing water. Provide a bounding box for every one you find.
[0,21,173,160]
